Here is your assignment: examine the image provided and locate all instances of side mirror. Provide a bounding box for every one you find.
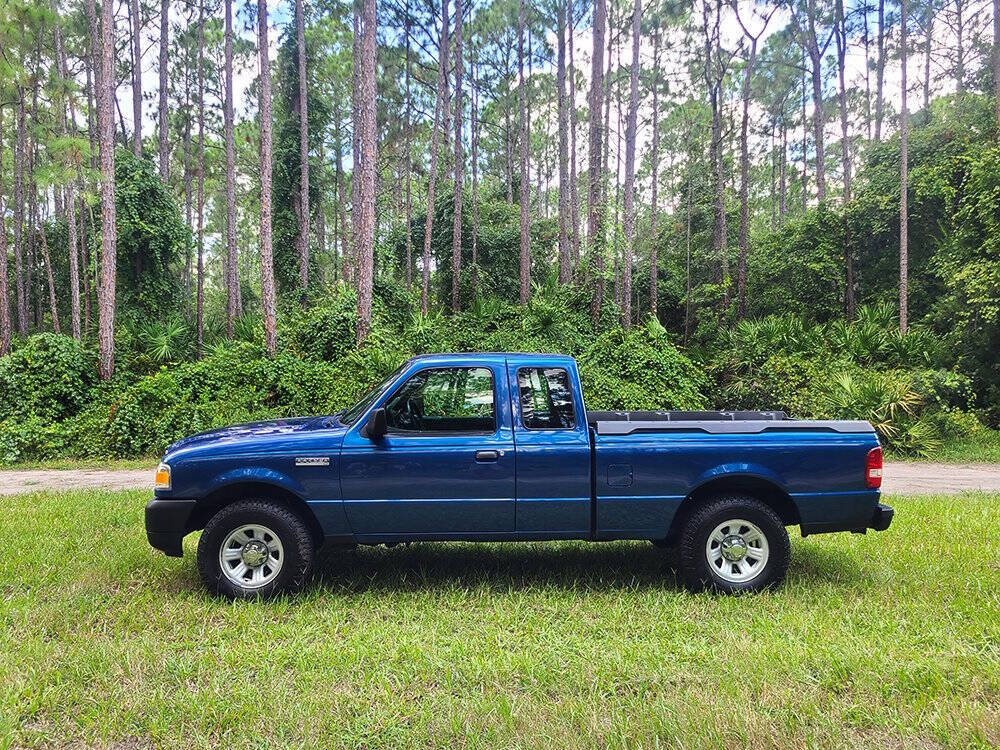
[363,407,388,440]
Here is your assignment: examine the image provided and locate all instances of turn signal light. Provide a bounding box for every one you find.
[866,447,883,489]
[154,463,171,490]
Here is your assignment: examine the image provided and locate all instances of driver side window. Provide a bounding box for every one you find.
[384,367,496,434]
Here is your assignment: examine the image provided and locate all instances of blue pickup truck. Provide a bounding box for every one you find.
[146,352,892,597]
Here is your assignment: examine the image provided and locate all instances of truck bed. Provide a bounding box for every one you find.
[587,411,874,436]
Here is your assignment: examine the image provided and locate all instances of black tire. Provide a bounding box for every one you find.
[677,494,790,594]
[197,499,315,599]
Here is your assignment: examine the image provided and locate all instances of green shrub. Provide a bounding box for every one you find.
[579,327,709,410]
[718,354,832,417]
[0,334,96,422]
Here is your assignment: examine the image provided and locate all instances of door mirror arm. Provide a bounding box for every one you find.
[362,407,388,440]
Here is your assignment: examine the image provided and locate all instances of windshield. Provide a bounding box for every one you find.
[339,363,407,425]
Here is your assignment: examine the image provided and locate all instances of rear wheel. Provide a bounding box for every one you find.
[677,495,790,594]
[197,500,314,599]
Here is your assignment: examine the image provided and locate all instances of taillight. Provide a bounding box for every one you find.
[866,447,883,489]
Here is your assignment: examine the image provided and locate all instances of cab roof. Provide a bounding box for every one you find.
[407,352,575,366]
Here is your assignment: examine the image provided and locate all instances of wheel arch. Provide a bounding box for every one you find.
[665,474,800,543]
[187,481,324,546]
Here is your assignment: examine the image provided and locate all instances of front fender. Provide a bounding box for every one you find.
[203,465,308,499]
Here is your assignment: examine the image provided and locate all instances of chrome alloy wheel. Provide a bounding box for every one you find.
[219,524,284,589]
[705,518,769,584]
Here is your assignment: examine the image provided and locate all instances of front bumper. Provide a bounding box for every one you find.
[869,502,894,531]
[145,498,198,557]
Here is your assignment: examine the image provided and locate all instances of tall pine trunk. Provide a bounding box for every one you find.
[354,0,377,343]
[258,0,278,354]
[875,0,886,141]
[420,0,450,315]
[568,3,580,272]
[53,7,82,339]
[994,0,1000,130]
[89,0,117,378]
[0,109,10,355]
[835,0,855,317]
[587,0,607,326]
[451,0,464,311]
[13,92,26,335]
[158,0,169,180]
[404,0,413,289]
[471,58,480,296]
[621,0,641,327]
[224,0,239,336]
[196,0,205,354]
[556,0,570,284]
[899,0,909,332]
[517,0,531,303]
[649,25,660,318]
[296,0,310,298]
[130,0,142,156]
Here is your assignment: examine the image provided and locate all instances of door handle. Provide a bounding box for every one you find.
[475,450,500,462]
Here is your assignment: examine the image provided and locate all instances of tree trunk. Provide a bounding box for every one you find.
[355,0,377,343]
[684,152,692,345]
[53,9,82,339]
[649,25,660,318]
[621,0,641,328]
[900,0,909,333]
[296,0,310,298]
[471,58,480,297]
[922,7,932,112]
[158,0,169,181]
[994,0,1000,131]
[420,0,450,315]
[735,11,765,320]
[703,0,729,300]
[795,0,827,203]
[196,0,205,354]
[335,111,351,282]
[224,0,238,336]
[835,0,854,317]
[568,3,580,273]
[35,210,60,334]
[875,0,886,142]
[0,109,10,355]
[954,0,964,95]
[130,0,142,156]
[517,0,531,304]
[451,0,464,311]
[779,118,787,222]
[587,0,607,327]
[13,92,26,335]
[800,49,808,211]
[258,0,278,354]
[91,0,117,378]
[404,0,413,289]
[556,0,570,284]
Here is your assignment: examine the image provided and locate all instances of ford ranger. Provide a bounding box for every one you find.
[146,352,893,597]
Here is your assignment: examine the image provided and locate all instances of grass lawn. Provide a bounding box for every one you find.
[893,429,1000,463]
[1,491,998,749]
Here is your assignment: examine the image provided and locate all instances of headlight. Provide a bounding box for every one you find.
[154,463,171,490]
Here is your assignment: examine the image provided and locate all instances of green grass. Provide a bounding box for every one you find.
[896,429,1000,463]
[0,456,159,471]
[2,490,998,749]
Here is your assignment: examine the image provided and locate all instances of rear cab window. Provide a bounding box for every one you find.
[516,367,576,429]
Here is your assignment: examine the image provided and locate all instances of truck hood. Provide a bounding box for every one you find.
[164,416,335,456]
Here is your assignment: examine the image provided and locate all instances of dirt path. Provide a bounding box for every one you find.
[1,463,999,496]
[0,468,154,496]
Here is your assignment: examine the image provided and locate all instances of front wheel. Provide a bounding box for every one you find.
[197,500,315,599]
[677,495,790,594]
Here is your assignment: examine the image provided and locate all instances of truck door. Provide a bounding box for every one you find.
[340,364,516,538]
[506,358,592,537]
